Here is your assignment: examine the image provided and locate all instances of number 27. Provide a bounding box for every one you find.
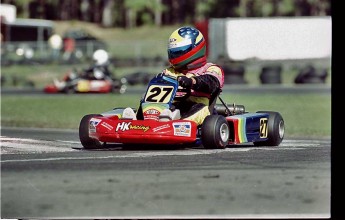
[146,87,173,103]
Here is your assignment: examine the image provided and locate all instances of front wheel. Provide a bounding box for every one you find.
[79,114,104,149]
[254,111,285,146]
[119,84,127,94]
[201,115,229,149]
[63,85,75,94]
[111,81,127,94]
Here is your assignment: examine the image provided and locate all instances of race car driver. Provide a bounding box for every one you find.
[123,26,224,125]
[83,49,112,80]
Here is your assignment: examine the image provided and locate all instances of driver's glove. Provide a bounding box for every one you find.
[178,76,193,89]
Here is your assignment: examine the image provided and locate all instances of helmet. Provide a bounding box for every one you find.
[92,49,109,65]
[167,26,206,70]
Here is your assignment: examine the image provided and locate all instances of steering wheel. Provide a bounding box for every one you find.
[174,87,191,102]
[155,73,191,101]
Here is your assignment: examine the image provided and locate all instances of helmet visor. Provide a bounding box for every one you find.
[168,44,193,59]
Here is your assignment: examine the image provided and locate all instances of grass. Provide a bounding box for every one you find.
[1,64,166,88]
[56,22,180,59]
[1,93,331,139]
[53,21,181,42]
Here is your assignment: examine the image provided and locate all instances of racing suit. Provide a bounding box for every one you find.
[163,62,224,125]
[84,64,112,80]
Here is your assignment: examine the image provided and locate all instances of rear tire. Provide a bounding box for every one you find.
[254,111,284,146]
[79,114,104,149]
[260,65,282,84]
[201,115,229,149]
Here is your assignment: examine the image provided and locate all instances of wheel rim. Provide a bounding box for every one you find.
[120,85,127,94]
[278,120,285,138]
[220,123,229,142]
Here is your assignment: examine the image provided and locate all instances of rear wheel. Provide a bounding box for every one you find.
[201,115,229,149]
[254,111,284,146]
[79,114,104,149]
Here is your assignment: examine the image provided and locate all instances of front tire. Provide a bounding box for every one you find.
[79,114,104,149]
[201,115,229,149]
[63,85,75,94]
[254,111,285,146]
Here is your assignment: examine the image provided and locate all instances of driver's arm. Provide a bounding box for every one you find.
[192,74,220,94]
[178,74,220,94]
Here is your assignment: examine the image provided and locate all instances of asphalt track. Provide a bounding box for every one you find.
[1,126,331,219]
[1,85,331,219]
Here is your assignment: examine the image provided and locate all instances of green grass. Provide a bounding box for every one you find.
[53,21,181,42]
[52,21,182,58]
[1,93,331,139]
[1,64,165,88]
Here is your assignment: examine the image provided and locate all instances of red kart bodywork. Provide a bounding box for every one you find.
[88,115,198,145]
[86,111,269,146]
[44,68,127,94]
[44,84,60,93]
[44,79,113,93]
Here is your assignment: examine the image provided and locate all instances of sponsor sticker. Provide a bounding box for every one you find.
[101,122,113,131]
[116,122,150,132]
[173,122,191,137]
[152,124,171,132]
[144,115,159,121]
[168,39,192,49]
[89,118,101,132]
[144,108,160,121]
[145,109,160,115]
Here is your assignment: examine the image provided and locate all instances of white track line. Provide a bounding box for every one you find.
[1,136,76,155]
[1,136,328,163]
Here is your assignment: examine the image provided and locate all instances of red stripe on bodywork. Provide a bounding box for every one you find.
[232,119,240,143]
[170,40,206,64]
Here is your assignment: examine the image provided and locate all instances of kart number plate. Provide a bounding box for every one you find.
[144,85,174,103]
[260,118,268,138]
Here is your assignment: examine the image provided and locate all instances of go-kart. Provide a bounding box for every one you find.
[79,74,285,149]
[44,68,127,94]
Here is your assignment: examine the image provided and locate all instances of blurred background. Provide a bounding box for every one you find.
[0,0,331,88]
